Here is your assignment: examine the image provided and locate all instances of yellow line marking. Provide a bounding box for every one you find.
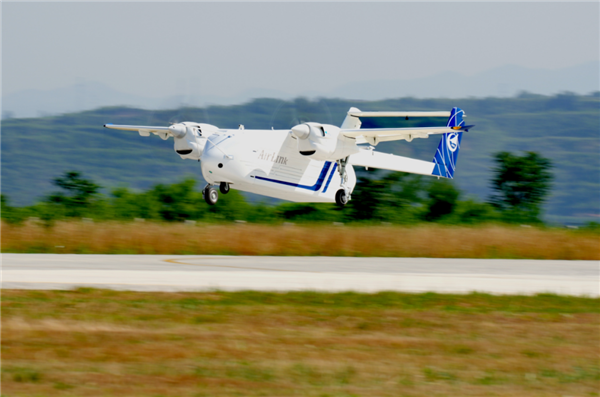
[163,258,316,272]
[3,281,190,287]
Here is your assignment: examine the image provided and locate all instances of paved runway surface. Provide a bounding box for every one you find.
[3,254,598,295]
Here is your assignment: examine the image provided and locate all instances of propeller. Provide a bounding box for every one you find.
[268,98,334,130]
[269,100,301,129]
[168,123,187,138]
[291,124,310,139]
[290,122,330,157]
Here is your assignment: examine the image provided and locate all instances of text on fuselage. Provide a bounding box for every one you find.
[257,150,288,165]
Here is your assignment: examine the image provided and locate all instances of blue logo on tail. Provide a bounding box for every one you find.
[447,133,459,152]
[432,107,465,178]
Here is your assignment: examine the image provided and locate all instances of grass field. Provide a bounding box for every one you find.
[2,221,599,259]
[2,289,599,396]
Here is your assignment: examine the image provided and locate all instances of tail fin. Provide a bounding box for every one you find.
[446,107,466,128]
[432,107,464,178]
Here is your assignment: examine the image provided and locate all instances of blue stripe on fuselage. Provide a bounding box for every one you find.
[322,162,338,193]
[255,161,332,192]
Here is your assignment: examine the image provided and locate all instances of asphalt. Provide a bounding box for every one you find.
[3,254,598,295]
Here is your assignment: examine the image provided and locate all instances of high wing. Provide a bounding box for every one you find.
[339,107,472,145]
[347,111,451,118]
[104,124,171,132]
[346,107,472,179]
[349,149,436,176]
[104,123,186,139]
[342,125,469,145]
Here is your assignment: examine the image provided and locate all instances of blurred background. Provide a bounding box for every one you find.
[2,5,599,396]
[2,1,599,227]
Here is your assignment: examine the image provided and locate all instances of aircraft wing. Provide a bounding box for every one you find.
[346,107,470,179]
[341,125,470,145]
[349,149,436,176]
[104,124,171,133]
[347,111,450,118]
[104,123,184,139]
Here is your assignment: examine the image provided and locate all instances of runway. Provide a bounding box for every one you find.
[2,254,598,296]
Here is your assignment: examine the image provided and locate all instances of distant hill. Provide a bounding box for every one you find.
[3,61,598,119]
[331,61,600,100]
[1,94,599,224]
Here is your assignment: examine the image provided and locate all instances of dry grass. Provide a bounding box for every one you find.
[2,221,599,259]
[2,289,599,396]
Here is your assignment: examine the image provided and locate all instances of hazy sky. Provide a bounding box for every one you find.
[3,2,599,98]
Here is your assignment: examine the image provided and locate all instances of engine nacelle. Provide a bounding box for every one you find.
[290,122,359,161]
[173,122,219,160]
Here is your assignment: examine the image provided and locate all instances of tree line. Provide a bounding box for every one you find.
[1,151,555,226]
[2,92,598,222]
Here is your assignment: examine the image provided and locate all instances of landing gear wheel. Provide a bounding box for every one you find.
[204,187,218,205]
[219,182,230,194]
[335,189,349,207]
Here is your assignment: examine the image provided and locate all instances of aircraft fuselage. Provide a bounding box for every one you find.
[200,128,356,203]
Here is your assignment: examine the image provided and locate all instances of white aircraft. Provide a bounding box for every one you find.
[104,107,472,206]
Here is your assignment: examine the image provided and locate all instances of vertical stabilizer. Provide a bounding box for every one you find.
[431,107,465,178]
[446,107,466,129]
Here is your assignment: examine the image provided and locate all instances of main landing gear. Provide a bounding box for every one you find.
[203,182,230,205]
[335,156,351,207]
[335,189,349,206]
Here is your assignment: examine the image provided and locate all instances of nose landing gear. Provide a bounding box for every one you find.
[204,182,231,205]
[219,182,230,194]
